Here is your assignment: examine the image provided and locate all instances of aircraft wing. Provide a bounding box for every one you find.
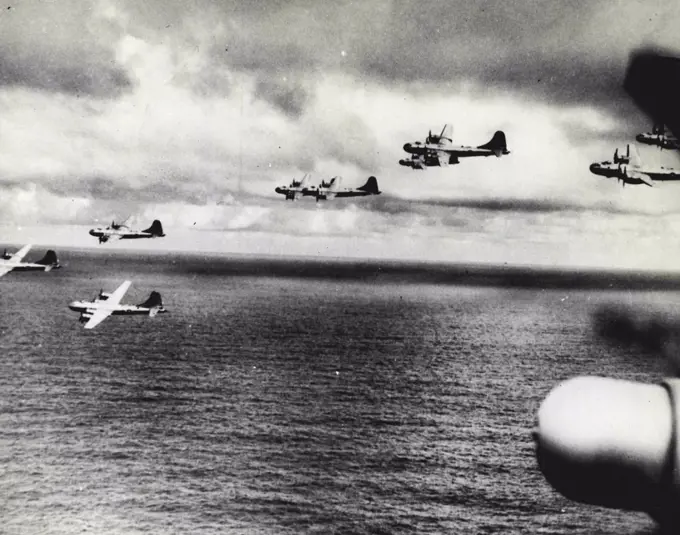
[118,215,133,229]
[102,232,124,241]
[107,280,132,305]
[0,245,32,277]
[299,174,311,188]
[441,124,453,141]
[83,309,114,329]
[10,245,32,263]
[627,170,654,187]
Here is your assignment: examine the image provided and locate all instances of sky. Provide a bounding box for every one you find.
[2,0,680,269]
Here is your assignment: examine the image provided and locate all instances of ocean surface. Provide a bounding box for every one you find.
[2,248,677,534]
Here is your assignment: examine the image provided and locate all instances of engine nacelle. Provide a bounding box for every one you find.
[399,158,426,170]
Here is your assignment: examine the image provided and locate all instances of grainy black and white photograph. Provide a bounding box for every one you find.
[3,1,680,533]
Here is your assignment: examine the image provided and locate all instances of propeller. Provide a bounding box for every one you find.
[618,163,628,187]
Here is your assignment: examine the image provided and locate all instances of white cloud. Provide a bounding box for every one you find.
[3,1,680,269]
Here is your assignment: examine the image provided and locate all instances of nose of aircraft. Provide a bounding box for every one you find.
[68,301,80,311]
[403,143,414,153]
[88,229,96,236]
[589,163,600,174]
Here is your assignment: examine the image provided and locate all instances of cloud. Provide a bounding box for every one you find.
[106,0,677,115]
[0,50,132,98]
[253,76,311,119]
[0,0,133,98]
[0,183,91,225]
[3,0,680,269]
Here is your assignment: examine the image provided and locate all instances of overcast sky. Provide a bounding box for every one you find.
[2,0,680,268]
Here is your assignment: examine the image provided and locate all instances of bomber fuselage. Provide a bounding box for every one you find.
[89,229,156,240]
[635,132,679,150]
[402,142,500,158]
[589,161,680,185]
[68,301,166,315]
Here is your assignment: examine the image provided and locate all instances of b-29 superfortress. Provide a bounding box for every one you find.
[0,245,61,278]
[636,123,679,150]
[89,218,165,244]
[399,124,510,169]
[69,280,167,329]
[589,143,680,187]
[275,176,381,201]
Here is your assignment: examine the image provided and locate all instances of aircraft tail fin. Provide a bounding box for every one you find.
[142,220,165,237]
[357,176,380,195]
[138,291,163,309]
[36,250,60,268]
[478,131,509,156]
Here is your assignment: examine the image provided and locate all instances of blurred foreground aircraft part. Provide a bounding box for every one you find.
[624,49,680,142]
[535,47,680,530]
[535,376,680,528]
[592,304,680,374]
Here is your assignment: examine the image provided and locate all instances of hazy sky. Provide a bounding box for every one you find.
[2,0,680,268]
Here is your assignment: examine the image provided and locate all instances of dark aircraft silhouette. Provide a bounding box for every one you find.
[89,219,165,244]
[399,125,510,169]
